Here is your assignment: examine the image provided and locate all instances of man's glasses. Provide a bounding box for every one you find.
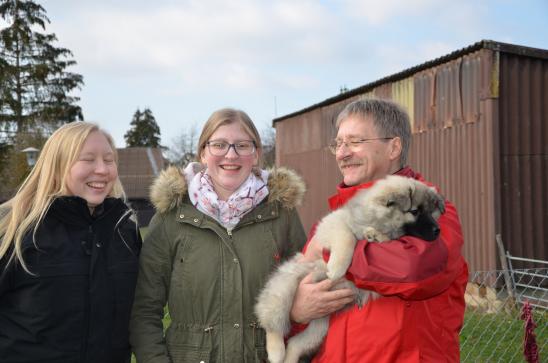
[206,140,256,156]
[328,137,393,155]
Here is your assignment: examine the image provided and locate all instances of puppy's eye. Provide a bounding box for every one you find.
[386,201,395,207]
[409,209,419,216]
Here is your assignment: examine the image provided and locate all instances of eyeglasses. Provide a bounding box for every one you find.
[328,137,393,154]
[206,140,256,156]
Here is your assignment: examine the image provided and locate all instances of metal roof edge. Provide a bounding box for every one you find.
[273,39,548,124]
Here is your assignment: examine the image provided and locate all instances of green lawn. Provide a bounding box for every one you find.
[460,307,546,362]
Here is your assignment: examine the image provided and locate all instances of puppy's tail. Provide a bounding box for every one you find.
[255,254,314,334]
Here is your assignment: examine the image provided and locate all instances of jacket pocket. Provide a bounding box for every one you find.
[167,324,213,363]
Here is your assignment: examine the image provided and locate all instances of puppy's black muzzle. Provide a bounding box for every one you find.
[404,212,440,241]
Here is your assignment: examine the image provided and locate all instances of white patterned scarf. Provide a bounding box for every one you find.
[185,162,269,231]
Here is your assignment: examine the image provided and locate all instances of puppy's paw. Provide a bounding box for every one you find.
[325,261,346,280]
[364,227,382,242]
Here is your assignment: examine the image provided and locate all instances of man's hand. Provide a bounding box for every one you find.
[290,272,356,324]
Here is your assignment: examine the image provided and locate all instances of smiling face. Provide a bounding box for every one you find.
[200,122,259,200]
[336,115,401,186]
[65,131,118,211]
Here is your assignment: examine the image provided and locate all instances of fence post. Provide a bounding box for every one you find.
[496,234,515,299]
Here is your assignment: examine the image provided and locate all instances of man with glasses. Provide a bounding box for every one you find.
[290,99,468,363]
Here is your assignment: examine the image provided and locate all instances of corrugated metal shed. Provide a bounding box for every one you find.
[274,40,548,272]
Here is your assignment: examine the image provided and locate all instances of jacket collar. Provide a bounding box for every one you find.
[175,195,279,230]
[150,166,306,214]
[48,196,127,226]
[328,166,421,210]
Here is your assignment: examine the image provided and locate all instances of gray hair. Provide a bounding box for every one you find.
[336,98,412,167]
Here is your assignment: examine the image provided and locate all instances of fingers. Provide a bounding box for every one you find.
[300,272,316,284]
[291,272,358,323]
[323,287,355,300]
[321,295,356,314]
[311,288,356,316]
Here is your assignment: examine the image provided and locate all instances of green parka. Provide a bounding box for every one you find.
[130,166,307,363]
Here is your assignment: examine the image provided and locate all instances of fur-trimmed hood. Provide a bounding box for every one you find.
[150,166,306,214]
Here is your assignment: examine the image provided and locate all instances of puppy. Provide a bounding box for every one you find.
[255,175,446,363]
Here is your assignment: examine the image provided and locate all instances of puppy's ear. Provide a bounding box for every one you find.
[386,187,412,210]
[436,194,446,214]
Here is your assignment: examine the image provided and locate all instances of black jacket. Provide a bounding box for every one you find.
[0,197,142,363]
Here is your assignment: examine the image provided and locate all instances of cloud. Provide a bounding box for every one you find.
[47,0,339,91]
[340,0,487,36]
[373,41,456,76]
[341,0,440,25]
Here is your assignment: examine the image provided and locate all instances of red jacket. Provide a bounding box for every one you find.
[306,167,468,363]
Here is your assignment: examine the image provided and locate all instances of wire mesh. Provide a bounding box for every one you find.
[461,268,547,362]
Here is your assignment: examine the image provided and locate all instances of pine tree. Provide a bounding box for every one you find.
[124,108,162,147]
[0,0,84,139]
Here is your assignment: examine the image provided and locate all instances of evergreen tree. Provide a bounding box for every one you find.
[0,0,84,139]
[124,107,161,147]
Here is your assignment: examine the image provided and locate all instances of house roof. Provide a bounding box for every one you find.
[117,147,167,199]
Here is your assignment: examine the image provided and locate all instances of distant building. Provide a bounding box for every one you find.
[117,147,167,226]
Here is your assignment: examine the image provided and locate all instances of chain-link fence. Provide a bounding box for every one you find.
[460,266,547,362]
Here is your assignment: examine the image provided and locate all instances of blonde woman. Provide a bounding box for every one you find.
[0,122,142,363]
[130,108,307,362]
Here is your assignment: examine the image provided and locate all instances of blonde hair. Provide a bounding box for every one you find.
[0,122,125,272]
[197,108,263,168]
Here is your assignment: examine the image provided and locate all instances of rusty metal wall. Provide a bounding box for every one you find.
[391,78,415,129]
[409,49,499,272]
[498,52,548,268]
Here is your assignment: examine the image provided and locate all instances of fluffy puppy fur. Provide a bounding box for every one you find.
[255,175,445,363]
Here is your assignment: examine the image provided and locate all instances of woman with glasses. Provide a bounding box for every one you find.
[130,108,307,362]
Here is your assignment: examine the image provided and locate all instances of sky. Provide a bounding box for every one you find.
[19,0,548,149]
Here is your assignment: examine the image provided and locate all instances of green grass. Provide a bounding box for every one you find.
[460,307,547,362]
